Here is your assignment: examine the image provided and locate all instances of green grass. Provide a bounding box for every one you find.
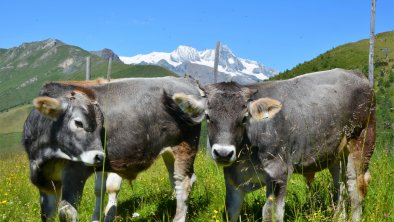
[0,133,24,157]
[0,138,392,221]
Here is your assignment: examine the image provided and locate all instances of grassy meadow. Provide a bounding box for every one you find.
[0,106,393,222]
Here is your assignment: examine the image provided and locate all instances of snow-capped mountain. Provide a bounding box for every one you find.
[120,45,277,85]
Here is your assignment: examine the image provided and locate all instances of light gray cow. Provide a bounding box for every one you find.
[23,76,202,222]
[173,69,375,221]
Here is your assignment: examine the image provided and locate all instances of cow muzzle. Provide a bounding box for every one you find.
[211,144,236,166]
[78,150,105,166]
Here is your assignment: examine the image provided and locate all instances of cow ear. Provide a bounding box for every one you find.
[172,93,206,123]
[248,97,282,121]
[33,96,66,120]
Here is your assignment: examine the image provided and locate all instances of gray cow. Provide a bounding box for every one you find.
[22,77,202,222]
[174,69,375,221]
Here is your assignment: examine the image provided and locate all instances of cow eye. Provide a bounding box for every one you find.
[74,120,84,129]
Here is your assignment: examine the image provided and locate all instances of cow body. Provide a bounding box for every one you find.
[23,76,202,222]
[175,69,375,221]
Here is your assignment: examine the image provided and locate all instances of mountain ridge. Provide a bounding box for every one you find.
[0,39,176,112]
[120,44,278,85]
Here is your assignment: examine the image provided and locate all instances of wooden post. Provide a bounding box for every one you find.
[107,56,112,81]
[207,42,221,149]
[213,41,221,83]
[86,56,91,80]
[368,0,376,88]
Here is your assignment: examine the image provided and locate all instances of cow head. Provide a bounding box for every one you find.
[32,89,105,166]
[172,82,282,166]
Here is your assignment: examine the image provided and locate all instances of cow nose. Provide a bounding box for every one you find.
[213,149,234,159]
[211,144,236,165]
[79,150,105,166]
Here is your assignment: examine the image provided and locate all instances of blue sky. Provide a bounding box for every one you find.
[1,0,393,72]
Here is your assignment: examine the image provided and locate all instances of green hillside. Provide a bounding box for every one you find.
[272,31,394,147]
[0,39,175,112]
[0,105,33,134]
[0,105,33,154]
[273,31,394,79]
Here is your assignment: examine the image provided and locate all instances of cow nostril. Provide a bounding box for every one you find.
[226,151,234,159]
[94,154,104,163]
[213,149,220,157]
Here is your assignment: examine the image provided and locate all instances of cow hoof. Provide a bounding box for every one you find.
[58,200,77,222]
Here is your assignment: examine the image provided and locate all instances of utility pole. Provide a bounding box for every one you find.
[86,56,91,80]
[107,56,112,81]
[206,41,221,149]
[213,41,221,83]
[368,0,376,88]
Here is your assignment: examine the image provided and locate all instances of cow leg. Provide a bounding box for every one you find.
[161,147,176,188]
[58,164,91,222]
[329,162,343,204]
[91,172,107,222]
[262,160,290,222]
[330,135,350,221]
[172,141,198,222]
[344,109,375,222]
[346,150,363,222]
[39,191,58,222]
[104,173,122,222]
[262,180,288,222]
[223,175,245,222]
[331,159,348,221]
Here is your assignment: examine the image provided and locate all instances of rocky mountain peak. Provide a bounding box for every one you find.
[171,45,200,62]
[90,48,122,63]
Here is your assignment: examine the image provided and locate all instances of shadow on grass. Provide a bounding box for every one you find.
[116,189,212,221]
[237,181,335,222]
